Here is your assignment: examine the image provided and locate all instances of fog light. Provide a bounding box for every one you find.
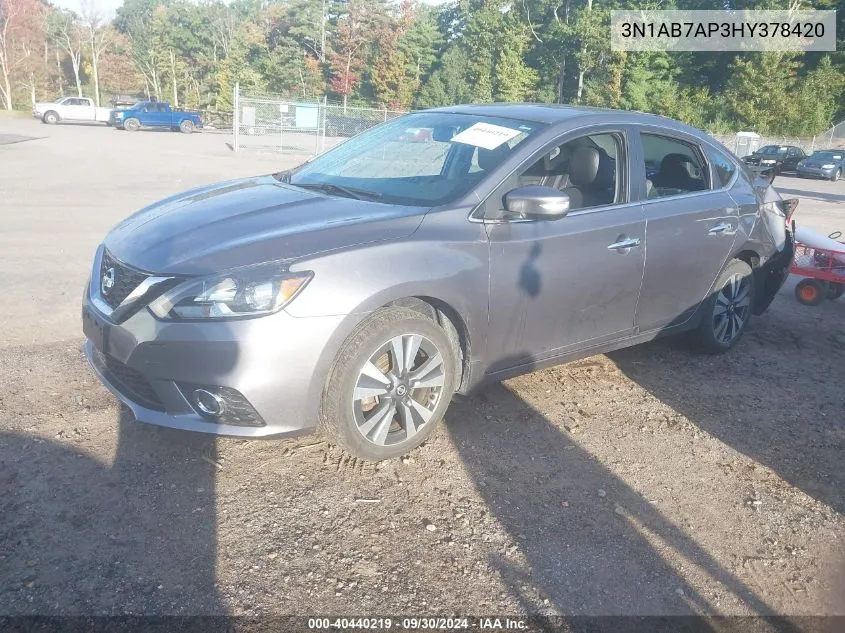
[193,388,224,417]
[178,383,266,427]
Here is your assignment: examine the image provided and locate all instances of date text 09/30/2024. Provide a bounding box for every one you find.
[308,618,528,630]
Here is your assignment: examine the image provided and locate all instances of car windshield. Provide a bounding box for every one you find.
[812,152,842,161]
[285,112,543,206]
[757,146,789,155]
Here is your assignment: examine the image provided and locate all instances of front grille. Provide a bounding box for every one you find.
[92,349,165,411]
[100,250,148,309]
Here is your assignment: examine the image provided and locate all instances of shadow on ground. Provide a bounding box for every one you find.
[446,381,789,621]
[0,408,223,615]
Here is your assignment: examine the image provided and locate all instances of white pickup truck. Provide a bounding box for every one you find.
[32,97,112,125]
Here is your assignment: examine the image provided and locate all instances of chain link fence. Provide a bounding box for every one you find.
[709,128,845,158]
[232,85,406,156]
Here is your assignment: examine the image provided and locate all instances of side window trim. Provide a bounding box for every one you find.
[471,124,633,222]
[637,128,716,203]
[705,145,741,191]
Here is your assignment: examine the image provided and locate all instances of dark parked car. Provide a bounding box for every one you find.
[742,144,806,173]
[83,105,794,460]
[796,150,844,181]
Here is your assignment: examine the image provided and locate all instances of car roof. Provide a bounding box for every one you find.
[425,102,709,137]
[430,102,676,124]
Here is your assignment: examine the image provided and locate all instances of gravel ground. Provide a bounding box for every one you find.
[0,119,843,619]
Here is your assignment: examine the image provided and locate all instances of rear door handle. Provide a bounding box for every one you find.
[607,237,641,251]
[709,223,731,234]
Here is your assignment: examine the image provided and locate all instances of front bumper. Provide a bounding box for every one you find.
[797,166,836,179]
[82,289,347,438]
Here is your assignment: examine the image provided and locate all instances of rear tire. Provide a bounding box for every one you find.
[179,119,194,134]
[693,259,754,354]
[832,169,841,182]
[43,111,59,125]
[320,307,459,461]
[795,279,826,306]
[123,117,140,132]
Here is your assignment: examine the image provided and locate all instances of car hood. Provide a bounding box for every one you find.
[104,176,427,275]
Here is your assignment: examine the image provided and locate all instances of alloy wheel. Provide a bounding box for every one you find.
[352,334,446,447]
[713,273,752,345]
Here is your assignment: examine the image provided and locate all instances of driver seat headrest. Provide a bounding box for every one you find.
[569,146,600,187]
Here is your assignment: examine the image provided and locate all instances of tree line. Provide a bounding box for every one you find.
[1,0,843,137]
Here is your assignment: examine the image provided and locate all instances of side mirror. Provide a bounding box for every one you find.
[503,185,571,220]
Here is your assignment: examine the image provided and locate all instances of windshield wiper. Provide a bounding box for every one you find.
[292,181,382,201]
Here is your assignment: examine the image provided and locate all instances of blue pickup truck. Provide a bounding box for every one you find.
[110,101,203,133]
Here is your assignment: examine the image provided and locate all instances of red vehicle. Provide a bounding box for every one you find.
[790,229,845,305]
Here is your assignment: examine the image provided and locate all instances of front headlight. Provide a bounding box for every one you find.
[148,267,312,320]
[761,159,776,164]
[822,164,835,169]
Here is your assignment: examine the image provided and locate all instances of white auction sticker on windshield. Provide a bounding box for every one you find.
[451,123,521,150]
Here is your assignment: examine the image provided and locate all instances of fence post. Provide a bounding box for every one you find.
[383,106,387,122]
[319,95,327,155]
[233,82,240,152]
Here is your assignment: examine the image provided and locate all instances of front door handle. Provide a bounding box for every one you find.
[607,237,641,252]
[709,223,731,235]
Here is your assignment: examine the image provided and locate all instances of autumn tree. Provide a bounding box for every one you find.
[80,0,114,106]
[0,0,44,109]
[47,8,84,97]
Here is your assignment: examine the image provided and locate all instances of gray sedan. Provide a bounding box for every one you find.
[796,150,844,181]
[82,105,795,460]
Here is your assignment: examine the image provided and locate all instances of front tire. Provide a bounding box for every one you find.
[43,111,59,125]
[179,119,194,134]
[832,169,841,182]
[693,259,754,354]
[123,117,140,132]
[320,307,459,461]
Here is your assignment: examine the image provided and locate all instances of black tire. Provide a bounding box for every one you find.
[320,306,459,461]
[795,279,826,306]
[832,169,841,182]
[42,111,59,125]
[693,259,755,354]
[826,282,844,301]
[123,117,140,132]
[179,119,194,134]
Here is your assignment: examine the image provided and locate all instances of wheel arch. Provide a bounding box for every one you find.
[382,296,472,393]
[306,291,475,422]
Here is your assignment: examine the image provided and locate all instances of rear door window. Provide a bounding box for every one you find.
[640,133,710,199]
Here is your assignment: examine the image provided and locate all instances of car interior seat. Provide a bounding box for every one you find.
[652,153,704,192]
[520,146,571,190]
[563,146,616,210]
[477,145,512,173]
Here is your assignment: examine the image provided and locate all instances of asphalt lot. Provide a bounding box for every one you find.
[1,118,843,619]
